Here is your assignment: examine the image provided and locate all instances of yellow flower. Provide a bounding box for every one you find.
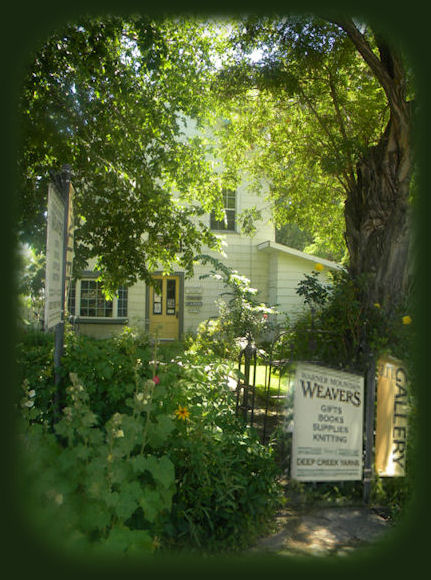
[402,315,412,325]
[374,303,381,309]
[315,263,324,272]
[114,429,124,438]
[175,406,190,421]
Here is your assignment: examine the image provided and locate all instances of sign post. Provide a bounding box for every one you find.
[291,362,364,482]
[44,165,74,419]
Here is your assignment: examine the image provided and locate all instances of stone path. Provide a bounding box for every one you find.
[250,502,392,557]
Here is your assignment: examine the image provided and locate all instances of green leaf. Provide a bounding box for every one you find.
[146,415,175,448]
[79,501,111,531]
[138,488,163,523]
[114,481,142,520]
[102,527,153,554]
[153,455,175,488]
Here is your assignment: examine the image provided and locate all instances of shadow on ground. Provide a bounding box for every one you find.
[250,486,392,558]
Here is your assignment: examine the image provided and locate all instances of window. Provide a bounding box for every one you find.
[210,189,236,231]
[80,280,112,317]
[166,279,176,315]
[67,282,76,317]
[68,279,128,319]
[152,279,163,315]
[117,287,128,317]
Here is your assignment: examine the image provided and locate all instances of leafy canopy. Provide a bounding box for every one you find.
[18,15,233,292]
[203,15,390,262]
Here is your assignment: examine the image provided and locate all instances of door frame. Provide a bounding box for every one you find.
[145,271,184,340]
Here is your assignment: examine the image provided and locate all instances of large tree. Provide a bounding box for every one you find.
[17,15,228,293]
[209,14,415,311]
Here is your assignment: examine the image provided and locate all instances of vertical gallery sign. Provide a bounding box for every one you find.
[64,182,75,313]
[44,169,74,330]
[44,167,74,418]
[375,356,408,477]
[291,362,364,481]
[44,182,66,330]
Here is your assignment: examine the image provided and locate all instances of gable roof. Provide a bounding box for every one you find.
[256,240,343,271]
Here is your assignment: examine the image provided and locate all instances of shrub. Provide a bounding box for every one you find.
[17,370,176,558]
[189,255,276,360]
[163,356,283,552]
[60,327,154,423]
[15,328,55,421]
[17,335,283,556]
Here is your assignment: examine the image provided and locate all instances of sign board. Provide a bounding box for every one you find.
[44,179,74,330]
[64,183,75,313]
[291,362,364,481]
[375,356,408,477]
[44,183,66,329]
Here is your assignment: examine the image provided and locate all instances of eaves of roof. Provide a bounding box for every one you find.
[256,240,343,271]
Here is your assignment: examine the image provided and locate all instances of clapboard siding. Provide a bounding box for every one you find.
[72,175,340,338]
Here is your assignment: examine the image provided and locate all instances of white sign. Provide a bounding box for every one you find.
[64,183,75,313]
[291,362,364,481]
[44,183,66,330]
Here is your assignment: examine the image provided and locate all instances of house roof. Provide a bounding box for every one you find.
[256,240,343,271]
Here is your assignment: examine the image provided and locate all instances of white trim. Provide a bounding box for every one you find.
[256,240,343,270]
[70,278,128,320]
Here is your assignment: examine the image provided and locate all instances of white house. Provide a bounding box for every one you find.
[67,178,341,340]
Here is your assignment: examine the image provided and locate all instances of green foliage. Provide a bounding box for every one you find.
[296,271,330,310]
[18,370,175,558]
[275,223,314,253]
[60,328,153,423]
[17,330,283,555]
[190,255,276,359]
[164,355,283,552]
[206,16,388,263]
[16,245,46,326]
[288,269,415,371]
[15,329,55,420]
[18,16,227,291]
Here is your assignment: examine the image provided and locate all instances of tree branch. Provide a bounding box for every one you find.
[330,18,401,107]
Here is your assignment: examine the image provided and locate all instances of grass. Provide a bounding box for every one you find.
[237,363,292,412]
[238,364,291,392]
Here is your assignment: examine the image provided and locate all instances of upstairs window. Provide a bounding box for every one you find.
[210,189,236,232]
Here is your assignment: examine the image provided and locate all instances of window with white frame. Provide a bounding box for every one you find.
[210,189,236,231]
[80,280,112,317]
[68,279,128,319]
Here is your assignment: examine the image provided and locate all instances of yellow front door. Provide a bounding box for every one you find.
[148,275,180,340]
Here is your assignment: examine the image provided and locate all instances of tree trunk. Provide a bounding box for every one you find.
[344,109,413,312]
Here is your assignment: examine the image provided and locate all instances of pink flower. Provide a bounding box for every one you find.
[263,313,268,320]
[152,376,160,384]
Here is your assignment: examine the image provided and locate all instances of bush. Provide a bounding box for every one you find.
[60,327,154,423]
[17,333,283,556]
[15,328,55,421]
[165,356,283,552]
[18,370,176,558]
[190,255,276,360]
